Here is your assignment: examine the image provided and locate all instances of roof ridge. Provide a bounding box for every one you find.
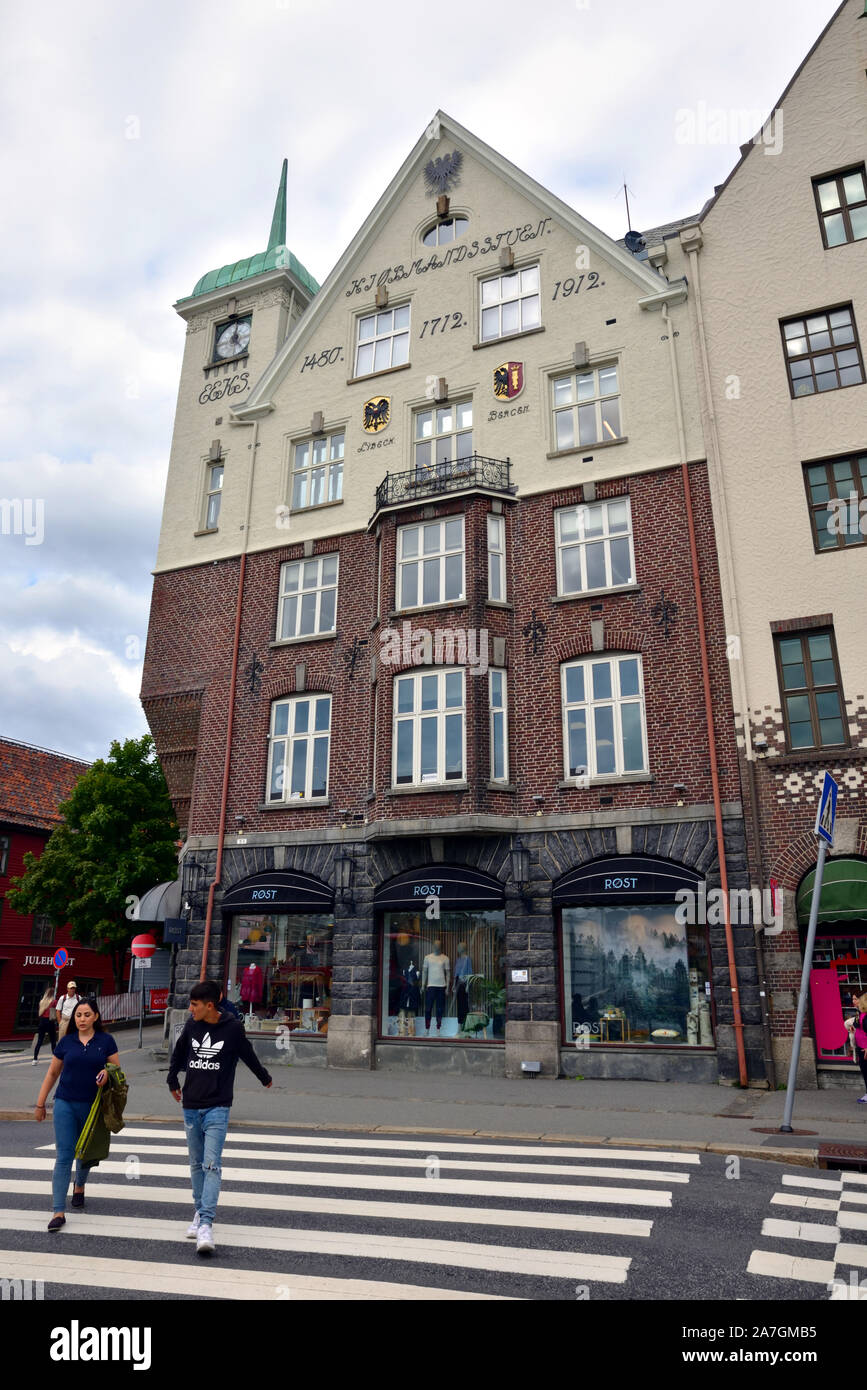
[0,734,91,765]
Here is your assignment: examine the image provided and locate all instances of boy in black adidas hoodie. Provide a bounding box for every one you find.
[168,979,272,1256]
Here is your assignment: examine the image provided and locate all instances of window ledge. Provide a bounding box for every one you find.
[557,774,653,789]
[387,600,469,619]
[269,632,337,649]
[485,599,513,610]
[193,528,219,538]
[550,585,641,604]
[346,362,412,387]
[486,782,516,793]
[257,798,331,811]
[204,353,248,373]
[472,326,545,351]
[289,499,344,515]
[763,746,860,768]
[385,782,468,797]
[546,437,628,460]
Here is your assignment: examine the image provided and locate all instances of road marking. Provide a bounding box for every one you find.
[760,1217,839,1245]
[0,1156,673,1205]
[836,1242,867,1266]
[746,1249,835,1283]
[781,1174,842,1192]
[0,1209,631,1282]
[770,1193,840,1213]
[37,1141,690,1183]
[0,1178,658,1231]
[0,1248,510,1300]
[836,1209,867,1232]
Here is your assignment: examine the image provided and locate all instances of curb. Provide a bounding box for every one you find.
[0,1109,819,1166]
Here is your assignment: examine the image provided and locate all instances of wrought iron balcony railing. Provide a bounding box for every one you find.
[374,453,512,514]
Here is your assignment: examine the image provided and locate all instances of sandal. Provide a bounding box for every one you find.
[47,1214,66,1232]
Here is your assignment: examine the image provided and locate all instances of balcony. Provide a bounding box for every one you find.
[372,453,512,519]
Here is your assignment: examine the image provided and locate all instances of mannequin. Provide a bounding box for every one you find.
[421,940,450,1036]
[398,960,420,1037]
[240,963,264,1018]
[452,941,473,1028]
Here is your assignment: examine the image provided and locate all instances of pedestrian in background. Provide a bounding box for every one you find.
[32,986,58,1064]
[846,992,867,1104]
[55,981,80,1040]
[35,997,119,1230]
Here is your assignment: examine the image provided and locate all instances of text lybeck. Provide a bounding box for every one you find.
[50,1322,151,1371]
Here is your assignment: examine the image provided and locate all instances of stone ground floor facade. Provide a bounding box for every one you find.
[164,805,765,1084]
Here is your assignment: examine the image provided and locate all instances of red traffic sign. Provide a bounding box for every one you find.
[131,933,157,958]
[52,948,68,970]
[150,988,169,1013]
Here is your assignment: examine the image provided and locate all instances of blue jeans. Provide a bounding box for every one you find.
[183,1106,230,1226]
[52,1098,96,1212]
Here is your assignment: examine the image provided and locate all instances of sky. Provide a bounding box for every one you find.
[0,0,843,762]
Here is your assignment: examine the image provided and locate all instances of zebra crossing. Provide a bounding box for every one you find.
[0,1123,701,1300]
[747,1169,867,1298]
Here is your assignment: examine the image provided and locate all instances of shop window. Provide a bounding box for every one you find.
[355,305,410,377]
[562,905,713,1047]
[31,914,55,946]
[267,694,332,802]
[397,517,464,610]
[226,913,334,1036]
[16,975,55,1031]
[382,910,506,1039]
[480,265,541,342]
[489,669,508,782]
[393,668,465,786]
[774,628,847,750]
[487,513,505,600]
[291,432,344,511]
[0,835,8,875]
[556,498,634,595]
[277,554,338,640]
[552,364,622,451]
[561,654,647,779]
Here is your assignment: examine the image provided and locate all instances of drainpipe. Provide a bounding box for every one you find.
[683,239,776,1088]
[199,417,261,979]
[662,302,748,1087]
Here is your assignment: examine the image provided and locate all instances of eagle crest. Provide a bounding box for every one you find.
[424,149,463,196]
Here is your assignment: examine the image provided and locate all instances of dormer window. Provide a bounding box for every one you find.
[422,216,468,247]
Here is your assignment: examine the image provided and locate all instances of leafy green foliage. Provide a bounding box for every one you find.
[8,736,179,988]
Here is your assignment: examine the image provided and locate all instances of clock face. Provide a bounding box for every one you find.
[214,316,251,361]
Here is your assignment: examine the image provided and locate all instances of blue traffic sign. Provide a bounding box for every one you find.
[52,947,68,970]
[815,771,839,846]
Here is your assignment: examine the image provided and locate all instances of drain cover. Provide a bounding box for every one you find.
[818,1142,867,1171]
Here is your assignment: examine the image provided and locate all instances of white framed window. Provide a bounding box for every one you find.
[414,401,473,477]
[291,432,344,511]
[204,463,223,530]
[561,655,647,780]
[277,555,338,640]
[268,694,332,802]
[556,498,634,594]
[480,265,541,342]
[355,305,410,376]
[487,513,506,601]
[489,669,508,782]
[397,517,464,609]
[552,364,622,450]
[393,669,465,785]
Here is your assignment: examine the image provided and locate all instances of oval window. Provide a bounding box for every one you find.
[422,216,469,248]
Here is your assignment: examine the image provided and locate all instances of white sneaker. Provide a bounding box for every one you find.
[196,1223,215,1256]
[31,1059,37,1065]
[186,1212,201,1238]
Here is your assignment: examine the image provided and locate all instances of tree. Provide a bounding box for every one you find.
[8,735,179,989]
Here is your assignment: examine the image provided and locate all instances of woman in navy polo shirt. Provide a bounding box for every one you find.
[34,997,119,1231]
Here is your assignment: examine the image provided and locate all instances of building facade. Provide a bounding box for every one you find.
[0,737,121,1040]
[143,116,768,1082]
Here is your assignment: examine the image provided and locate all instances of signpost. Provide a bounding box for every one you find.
[780,772,838,1133]
[131,934,157,1048]
[52,947,68,1003]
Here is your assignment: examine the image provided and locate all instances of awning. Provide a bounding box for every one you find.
[797,857,867,925]
[374,864,504,911]
[553,855,702,906]
[136,877,182,924]
[221,870,334,915]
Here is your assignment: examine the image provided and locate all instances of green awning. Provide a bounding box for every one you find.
[797,858,867,925]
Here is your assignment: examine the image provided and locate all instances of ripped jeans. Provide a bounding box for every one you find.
[182,1105,230,1226]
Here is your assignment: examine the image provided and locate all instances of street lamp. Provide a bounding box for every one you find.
[510,838,533,908]
[334,850,356,911]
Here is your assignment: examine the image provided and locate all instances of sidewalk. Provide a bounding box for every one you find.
[3,1026,867,1166]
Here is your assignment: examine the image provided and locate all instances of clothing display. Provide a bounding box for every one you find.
[453,952,473,1028]
[422,952,450,990]
[398,963,420,1012]
[240,964,264,1003]
[425,985,446,1030]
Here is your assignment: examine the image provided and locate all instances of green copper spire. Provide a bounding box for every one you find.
[268,158,288,252]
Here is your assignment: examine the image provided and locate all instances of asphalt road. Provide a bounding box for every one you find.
[0,1117,855,1306]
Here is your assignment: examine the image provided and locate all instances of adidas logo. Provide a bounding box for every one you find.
[192,1033,224,1061]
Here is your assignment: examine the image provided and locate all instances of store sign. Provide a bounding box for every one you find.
[221,870,334,915]
[163,918,187,945]
[24,954,75,968]
[149,989,169,1013]
[374,865,504,911]
[553,856,702,906]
